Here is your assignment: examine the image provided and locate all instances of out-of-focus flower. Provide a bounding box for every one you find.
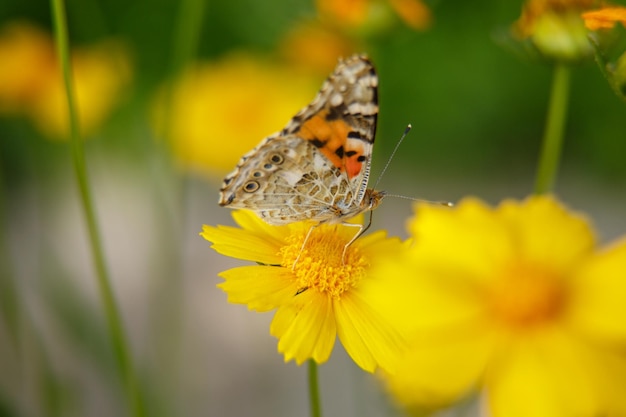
[378,195,626,417]
[582,6,626,100]
[512,0,600,61]
[388,0,432,30]
[153,53,319,178]
[30,41,132,139]
[316,0,431,34]
[279,22,356,75]
[201,210,408,372]
[582,6,626,30]
[0,21,132,139]
[0,22,55,113]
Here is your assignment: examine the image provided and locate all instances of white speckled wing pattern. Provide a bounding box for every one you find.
[218,55,385,225]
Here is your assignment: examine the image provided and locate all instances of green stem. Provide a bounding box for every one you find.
[49,2,146,416]
[533,64,571,195]
[308,360,322,417]
[172,0,205,74]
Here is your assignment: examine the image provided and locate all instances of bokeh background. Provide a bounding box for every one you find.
[1,0,625,416]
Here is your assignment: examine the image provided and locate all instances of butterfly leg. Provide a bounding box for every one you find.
[292,223,319,271]
[340,210,374,264]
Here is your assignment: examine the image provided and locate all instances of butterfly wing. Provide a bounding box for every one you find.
[218,55,378,224]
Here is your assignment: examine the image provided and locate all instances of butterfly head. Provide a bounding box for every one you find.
[364,188,386,211]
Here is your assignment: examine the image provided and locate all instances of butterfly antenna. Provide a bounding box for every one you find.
[372,124,454,207]
[385,194,454,207]
[372,124,412,190]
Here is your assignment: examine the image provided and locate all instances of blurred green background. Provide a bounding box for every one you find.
[0,0,625,416]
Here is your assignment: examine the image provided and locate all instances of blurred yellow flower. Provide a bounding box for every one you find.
[0,22,55,113]
[154,54,318,178]
[201,210,407,372]
[31,41,131,139]
[378,195,626,417]
[0,21,131,138]
[513,0,600,61]
[316,0,431,33]
[582,6,626,30]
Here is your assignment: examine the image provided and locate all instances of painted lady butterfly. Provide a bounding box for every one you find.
[218,55,384,248]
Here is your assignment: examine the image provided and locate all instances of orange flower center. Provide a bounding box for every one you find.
[280,226,368,299]
[489,262,568,328]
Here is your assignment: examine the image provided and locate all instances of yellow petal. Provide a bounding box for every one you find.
[200,223,283,265]
[231,209,295,243]
[567,237,626,341]
[409,197,514,286]
[598,350,626,416]
[497,195,595,272]
[334,290,407,373]
[357,228,403,254]
[271,291,337,365]
[364,256,486,335]
[217,265,296,311]
[487,327,605,417]
[384,323,496,409]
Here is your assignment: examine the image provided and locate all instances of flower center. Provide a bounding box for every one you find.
[489,262,568,328]
[280,226,368,299]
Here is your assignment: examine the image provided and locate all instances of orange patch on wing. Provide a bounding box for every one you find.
[299,110,365,179]
[345,156,362,178]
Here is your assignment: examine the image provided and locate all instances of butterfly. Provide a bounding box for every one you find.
[218,55,385,261]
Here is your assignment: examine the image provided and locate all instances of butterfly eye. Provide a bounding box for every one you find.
[252,171,263,178]
[270,154,284,164]
[243,181,260,192]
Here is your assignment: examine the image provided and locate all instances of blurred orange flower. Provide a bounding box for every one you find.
[316,0,431,33]
[513,0,601,61]
[0,22,55,113]
[581,5,626,100]
[279,22,356,75]
[0,21,132,139]
[582,6,626,30]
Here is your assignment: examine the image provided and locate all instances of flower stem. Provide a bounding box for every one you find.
[50,1,146,416]
[308,360,322,417]
[172,0,205,73]
[533,63,571,195]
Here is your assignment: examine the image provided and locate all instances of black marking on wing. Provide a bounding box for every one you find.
[310,138,327,148]
[346,130,372,143]
[324,105,344,121]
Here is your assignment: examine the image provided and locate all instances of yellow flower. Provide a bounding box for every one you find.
[201,210,407,372]
[30,40,132,139]
[0,21,131,138]
[316,0,431,33]
[513,0,600,61]
[378,195,626,417]
[153,54,318,178]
